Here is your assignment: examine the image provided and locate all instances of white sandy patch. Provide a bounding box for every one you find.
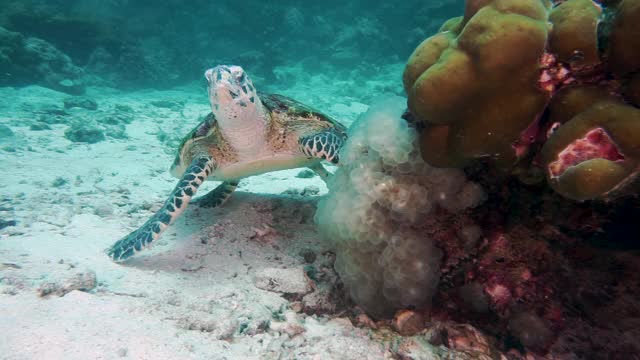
[0,84,401,359]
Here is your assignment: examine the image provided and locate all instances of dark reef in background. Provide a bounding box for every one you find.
[0,26,86,94]
[0,0,463,90]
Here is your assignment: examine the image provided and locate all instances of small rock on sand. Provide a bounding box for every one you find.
[64,120,105,143]
[254,267,313,296]
[64,96,98,111]
[93,201,114,217]
[37,269,97,297]
[0,124,15,140]
[295,169,315,179]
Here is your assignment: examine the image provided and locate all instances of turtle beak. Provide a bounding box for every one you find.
[205,66,233,89]
[205,65,256,114]
[204,68,215,83]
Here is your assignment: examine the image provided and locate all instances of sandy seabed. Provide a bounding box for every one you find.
[0,84,413,359]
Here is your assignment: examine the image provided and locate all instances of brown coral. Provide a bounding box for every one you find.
[404,0,640,201]
[403,0,551,168]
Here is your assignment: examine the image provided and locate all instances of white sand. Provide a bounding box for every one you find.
[0,84,412,359]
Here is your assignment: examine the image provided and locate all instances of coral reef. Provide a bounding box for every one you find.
[315,1,640,357]
[548,0,601,68]
[1,0,463,89]
[403,0,640,201]
[326,168,640,357]
[603,0,640,77]
[540,89,640,200]
[315,95,485,317]
[0,26,84,94]
[403,0,551,168]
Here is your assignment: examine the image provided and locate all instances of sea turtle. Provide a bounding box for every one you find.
[107,65,347,261]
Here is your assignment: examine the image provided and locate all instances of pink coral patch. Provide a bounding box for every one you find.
[538,52,575,93]
[548,127,624,178]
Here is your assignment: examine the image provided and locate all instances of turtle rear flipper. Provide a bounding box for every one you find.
[194,180,239,208]
[107,156,215,262]
[309,163,330,182]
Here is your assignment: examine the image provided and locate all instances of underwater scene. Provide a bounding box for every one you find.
[1,0,640,358]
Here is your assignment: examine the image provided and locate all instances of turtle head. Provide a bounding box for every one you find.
[205,65,261,123]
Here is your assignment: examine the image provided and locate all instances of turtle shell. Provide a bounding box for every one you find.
[171,112,219,171]
[179,112,218,147]
[259,92,347,132]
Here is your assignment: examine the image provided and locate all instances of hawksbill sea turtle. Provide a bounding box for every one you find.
[107,65,347,261]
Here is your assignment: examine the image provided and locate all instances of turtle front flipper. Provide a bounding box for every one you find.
[193,180,239,208]
[107,156,215,262]
[299,129,346,164]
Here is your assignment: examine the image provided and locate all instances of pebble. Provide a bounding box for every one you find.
[270,310,305,337]
[37,269,97,297]
[298,249,317,264]
[295,169,315,179]
[393,309,425,336]
[254,267,313,296]
[94,201,114,217]
[64,96,98,111]
[0,124,15,140]
[282,185,320,197]
[51,177,68,187]
[64,121,105,143]
[301,185,320,196]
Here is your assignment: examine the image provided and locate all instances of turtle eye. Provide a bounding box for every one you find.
[229,90,238,99]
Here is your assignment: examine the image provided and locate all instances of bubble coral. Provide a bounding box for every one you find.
[314,95,485,317]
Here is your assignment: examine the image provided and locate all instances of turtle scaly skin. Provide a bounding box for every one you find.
[194,180,239,208]
[299,130,344,164]
[108,156,215,261]
[107,65,346,262]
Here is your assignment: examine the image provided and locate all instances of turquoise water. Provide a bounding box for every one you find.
[0,0,462,91]
[2,1,639,359]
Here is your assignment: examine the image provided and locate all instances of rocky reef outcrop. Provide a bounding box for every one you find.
[0,26,84,94]
[0,0,463,90]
